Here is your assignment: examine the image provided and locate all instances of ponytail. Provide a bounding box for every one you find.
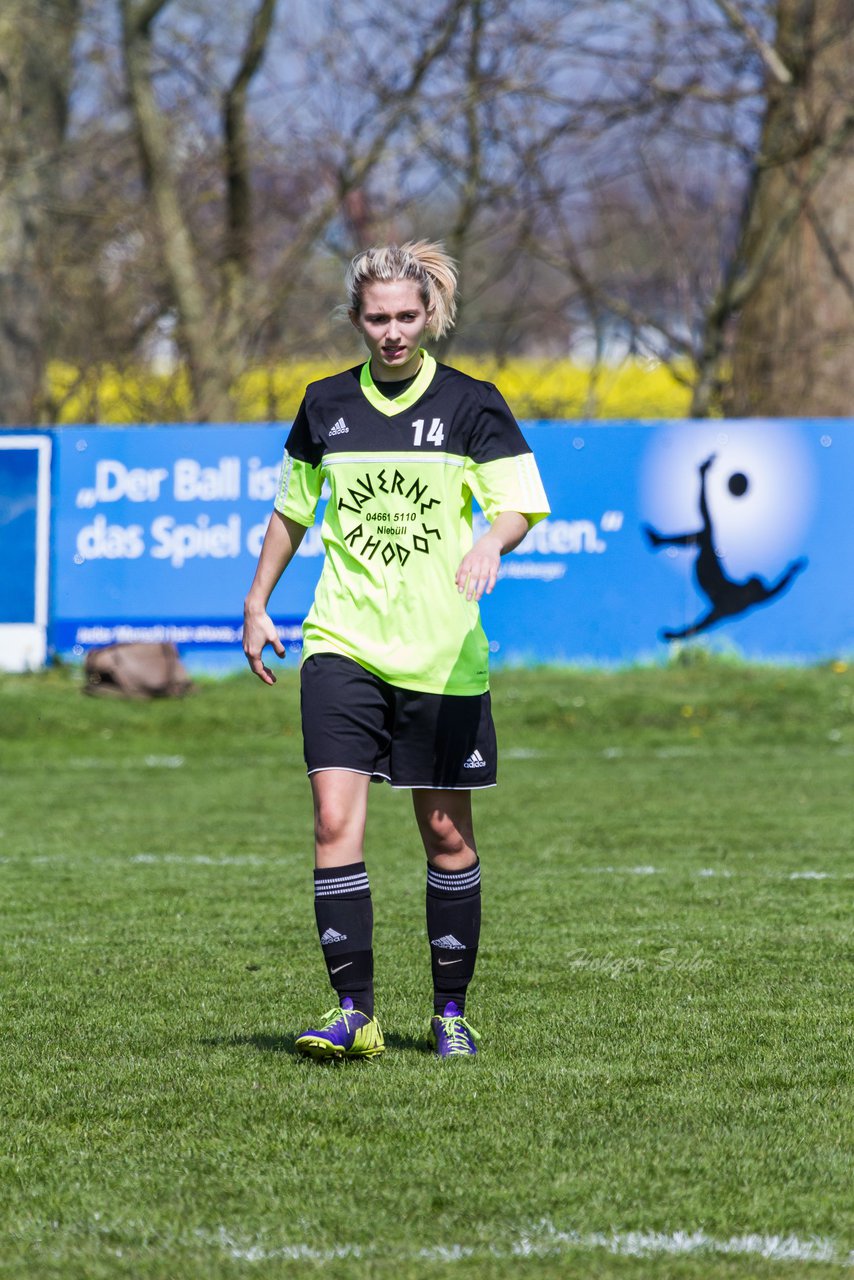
[345,240,458,338]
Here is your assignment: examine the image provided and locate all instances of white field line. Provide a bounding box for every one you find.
[65,756,185,769]
[130,853,268,867]
[204,1220,854,1267]
[585,864,660,875]
[1,857,847,878]
[509,1221,847,1264]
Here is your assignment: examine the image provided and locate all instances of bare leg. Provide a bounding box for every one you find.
[412,788,477,871]
[309,769,371,869]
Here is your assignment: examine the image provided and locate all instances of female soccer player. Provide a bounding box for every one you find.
[243,241,549,1059]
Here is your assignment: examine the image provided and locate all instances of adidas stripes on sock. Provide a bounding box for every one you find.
[314,861,374,1017]
[426,859,481,1015]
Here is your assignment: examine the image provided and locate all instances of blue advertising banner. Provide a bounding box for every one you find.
[48,420,854,669]
[0,441,40,624]
[480,419,852,665]
[51,426,316,660]
[0,431,51,671]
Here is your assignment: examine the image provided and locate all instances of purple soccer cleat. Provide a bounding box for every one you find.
[430,1001,480,1058]
[295,996,385,1060]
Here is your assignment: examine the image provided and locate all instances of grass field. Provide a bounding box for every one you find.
[1,660,852,1279]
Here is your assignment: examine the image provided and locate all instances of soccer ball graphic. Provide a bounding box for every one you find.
[640,421,816,582]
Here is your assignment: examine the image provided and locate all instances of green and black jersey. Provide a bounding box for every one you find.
[275,351,550,695]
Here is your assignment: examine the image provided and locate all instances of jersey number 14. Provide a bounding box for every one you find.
[412,418,445,447]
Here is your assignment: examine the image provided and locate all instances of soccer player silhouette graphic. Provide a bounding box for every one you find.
[643,454,807,642]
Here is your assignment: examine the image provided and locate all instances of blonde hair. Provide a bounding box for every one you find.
[345,240,458,338]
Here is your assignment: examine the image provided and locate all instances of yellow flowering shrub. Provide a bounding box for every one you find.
[47,357,693,424]
[453,357,692,420]
[48,362,195,425]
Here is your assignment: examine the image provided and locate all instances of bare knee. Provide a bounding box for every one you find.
[310,773,369,867]
[424,812,466,857]
[417,807,477,870]
[314,796,358,849]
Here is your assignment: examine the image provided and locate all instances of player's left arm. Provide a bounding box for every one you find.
[456,511,531,602]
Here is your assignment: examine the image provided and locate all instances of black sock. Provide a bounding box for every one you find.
[314,862,374,1017]
[426,859,481,1015]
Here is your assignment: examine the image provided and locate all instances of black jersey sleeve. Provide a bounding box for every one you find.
[284,398,324,467]
[467,383,534,462]
[274,396,325,525]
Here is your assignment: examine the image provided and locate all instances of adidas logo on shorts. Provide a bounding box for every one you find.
[329,417,349,436]
[320,927,348,945]
[430,934,466,949]
[463,749,486,769]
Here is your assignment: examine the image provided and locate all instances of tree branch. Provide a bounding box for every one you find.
[125,0,171,36]
[120,0,226,417]
[224,0,276,274]
[515,144,697,380]
[263,0,469,307]
[436,0,484,356]
[711,0,793,85]
[804,200,854,307]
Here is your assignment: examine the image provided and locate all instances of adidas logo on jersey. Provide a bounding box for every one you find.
[430,934,466,950]
[329,418,349,436]
[320,927,348,945]
[463,749,487,769]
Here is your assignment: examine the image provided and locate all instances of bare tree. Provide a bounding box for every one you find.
[0,0,81,425]
[119,0,277,420]
[719,0,854,415]
[14,0,854,423]
[471,0,854,418]
[116,0,477,420]
[522,0,854,418]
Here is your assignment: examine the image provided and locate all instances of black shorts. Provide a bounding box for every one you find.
[300,653,497,790]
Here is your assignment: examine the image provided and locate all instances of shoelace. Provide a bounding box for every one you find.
[318,1005,360,1032]
[436,1014,480,1053]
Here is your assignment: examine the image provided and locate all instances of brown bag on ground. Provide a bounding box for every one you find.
[83,642,192,699]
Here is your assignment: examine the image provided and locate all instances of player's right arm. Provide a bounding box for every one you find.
[243,511,308,685]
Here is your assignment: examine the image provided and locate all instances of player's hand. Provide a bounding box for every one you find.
[455,532,502,602]
[243,606,286,684]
